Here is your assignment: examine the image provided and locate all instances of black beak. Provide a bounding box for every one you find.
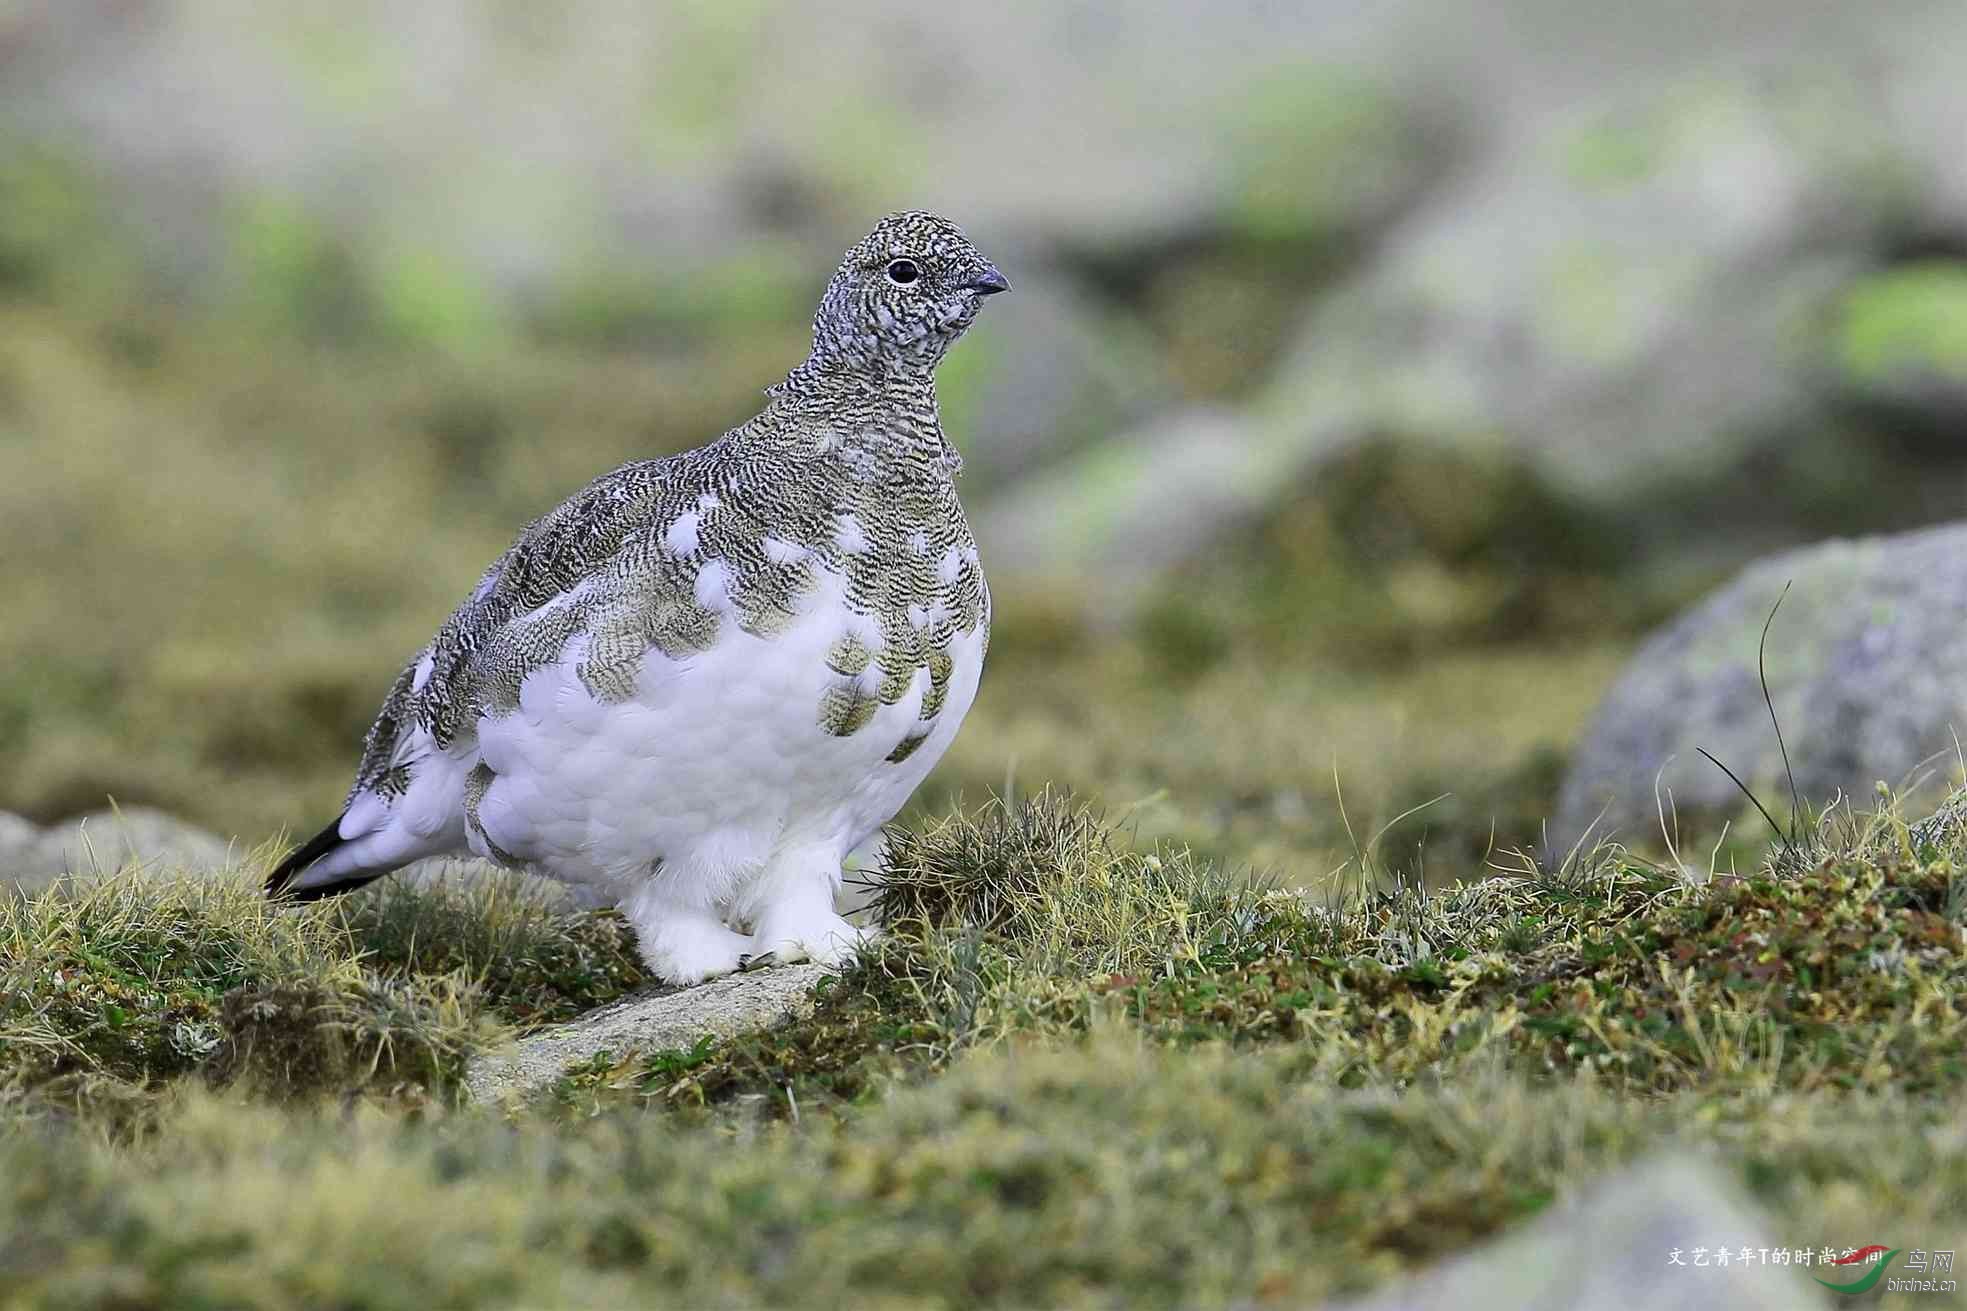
[965,263,1010,295]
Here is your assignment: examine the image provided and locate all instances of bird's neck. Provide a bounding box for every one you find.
[768,357,960,476]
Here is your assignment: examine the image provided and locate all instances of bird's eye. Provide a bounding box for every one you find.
[885,259,920,286]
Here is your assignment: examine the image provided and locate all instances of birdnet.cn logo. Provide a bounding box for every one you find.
[1815,1246,1961,1297]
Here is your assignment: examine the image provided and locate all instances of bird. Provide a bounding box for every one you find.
[266,210,1007,984]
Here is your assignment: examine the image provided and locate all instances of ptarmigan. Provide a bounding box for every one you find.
[266,211,1006,984]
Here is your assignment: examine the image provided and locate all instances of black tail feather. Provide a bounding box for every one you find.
[265,813,383,902]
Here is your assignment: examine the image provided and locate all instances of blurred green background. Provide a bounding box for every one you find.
[5,0,1967,884]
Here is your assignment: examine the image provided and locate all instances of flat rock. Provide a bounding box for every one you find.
[1327,1155,1809,1311]
[1,807,237,897]
[1555,522,1967,851]
[465,964,830,1105]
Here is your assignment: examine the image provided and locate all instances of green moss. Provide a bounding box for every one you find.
[528,245,808,348]
[1119,851,1966,1095]
[557,948,938,1120]
[229,195,375,343]
[1561,114,1668,189]
[208,978,473,1102]
[373,242,507,353]
[1835,261,1967,386]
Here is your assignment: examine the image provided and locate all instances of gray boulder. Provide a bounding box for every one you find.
[1,806,237,897]
[1554,523,1967,852]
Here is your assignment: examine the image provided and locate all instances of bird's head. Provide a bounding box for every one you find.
[806,210,1009,378]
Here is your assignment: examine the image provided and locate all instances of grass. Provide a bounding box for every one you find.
[942,633,1626,876]
[338,870,649,1029]
[4,790,1962,1307]
[559,789,1967,1119]
[10,1047,1961,1310]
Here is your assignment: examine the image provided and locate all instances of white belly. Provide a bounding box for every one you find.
[466,568,985,909]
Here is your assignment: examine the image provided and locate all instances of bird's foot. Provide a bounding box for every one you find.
[748,911,874,969]
[638,917,757,987]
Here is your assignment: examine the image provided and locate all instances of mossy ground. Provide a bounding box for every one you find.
[5,791,1964,1307]
[8,1045,1961,1310]
[557,791,1967,1120]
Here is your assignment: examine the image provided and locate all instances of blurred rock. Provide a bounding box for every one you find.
[1263,53,1945,499]
[1554,523,1967,850]
[0,811,38,872]
[1,806,236,897]
[982,14,1967,594]
[465,963,829,1104]
[977,406,1265,585]
[949,280,1168,490]
[12,0,1967,613]
[0,2,1440,319]
[1326,1155,1806,1311]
